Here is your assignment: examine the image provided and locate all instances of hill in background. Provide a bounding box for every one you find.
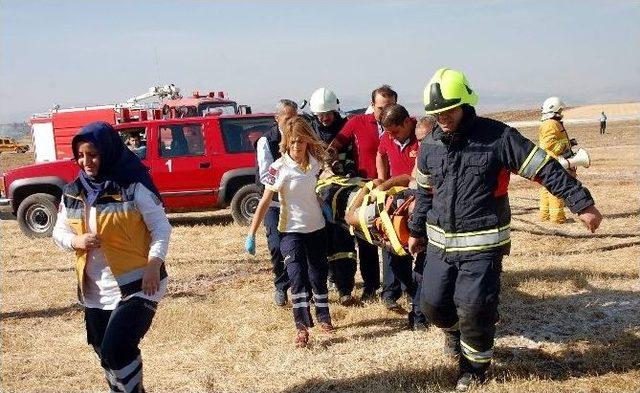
[485,101,640,123]
[0,122,29,140]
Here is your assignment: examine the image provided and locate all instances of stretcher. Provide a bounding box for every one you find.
[316,175,415,256]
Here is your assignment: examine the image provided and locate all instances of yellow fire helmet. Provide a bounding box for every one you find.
[424,68,478,114]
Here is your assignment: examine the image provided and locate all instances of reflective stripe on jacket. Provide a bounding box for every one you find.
[63,179,167,300]
[409,105,594,259]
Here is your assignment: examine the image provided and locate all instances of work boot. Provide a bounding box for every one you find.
[382,297,401,310]
[360,289,377,303]
[318,322,335,334]
[443,330,461,357]
[455,372,485,391]
[295,327,309,348]
[273,289,287,307]
[339,294,356,306]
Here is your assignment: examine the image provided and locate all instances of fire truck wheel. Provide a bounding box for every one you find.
[230,184,261,226]
[17,193,58,238]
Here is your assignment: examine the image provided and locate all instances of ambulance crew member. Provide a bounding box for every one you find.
[246,116,334,348]
[409,69,602,391]
[53,122,171,393]
[309,87,357,306]
[254,99,297,306]
[538,96,574,223]
[329,85,397,302]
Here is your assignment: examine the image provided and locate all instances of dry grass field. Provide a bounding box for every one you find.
[1,118,639,392]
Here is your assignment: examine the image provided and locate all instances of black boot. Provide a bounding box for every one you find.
[455,371,485,391]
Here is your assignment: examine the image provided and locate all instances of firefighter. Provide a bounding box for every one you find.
[408,68,602,391]
[309,87,357,305]
[539,96,573,223]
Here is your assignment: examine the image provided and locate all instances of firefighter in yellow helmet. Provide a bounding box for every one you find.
[408,68,602,391]
[538,96,573,223]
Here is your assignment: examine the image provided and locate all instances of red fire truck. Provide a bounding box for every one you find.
[29,84,251,163]
[1,86,272,237]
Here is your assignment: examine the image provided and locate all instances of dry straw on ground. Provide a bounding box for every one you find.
[1,118,639,392]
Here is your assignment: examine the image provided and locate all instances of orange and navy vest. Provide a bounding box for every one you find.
[62,179,168,301]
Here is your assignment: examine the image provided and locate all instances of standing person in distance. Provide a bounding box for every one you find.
[409,69,602,391]
[599,111,607,134]
[53,121,171,393]
[309,87,358,306]
[246,116,334,348]
[252,99,298,306]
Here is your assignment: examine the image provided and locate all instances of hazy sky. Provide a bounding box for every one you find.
[1,0,639,122]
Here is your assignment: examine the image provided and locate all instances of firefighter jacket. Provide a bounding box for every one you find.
[316,114,347,144]
[62,178,168,300]
[316,114,356,177]
[539,118,571,158]
[409,105,594,260]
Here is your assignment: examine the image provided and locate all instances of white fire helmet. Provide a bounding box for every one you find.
[541,96,565,121]
[310,87,340,114]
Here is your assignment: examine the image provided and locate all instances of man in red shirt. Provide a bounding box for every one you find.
[329,85,397,301]
[374,104,426,328]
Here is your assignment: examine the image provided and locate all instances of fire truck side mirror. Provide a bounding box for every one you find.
[239,105,252,115]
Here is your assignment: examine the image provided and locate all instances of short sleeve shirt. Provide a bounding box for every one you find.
[335,113,380,179]
[264,154,325,233]
[378,131,420,177]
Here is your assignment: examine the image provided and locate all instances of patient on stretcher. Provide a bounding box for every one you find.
[316,170,416,255]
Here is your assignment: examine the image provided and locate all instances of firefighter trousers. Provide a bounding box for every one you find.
[356,237,381,295]
[326,222,357,297]
[85,297,157,393]
[539,187,566,223]
[421,249,502,375]
[280,228,331,329]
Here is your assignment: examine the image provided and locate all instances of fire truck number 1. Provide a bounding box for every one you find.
[165,159,172,172]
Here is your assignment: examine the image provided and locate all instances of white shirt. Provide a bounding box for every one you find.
[53,184,172,310]
[264,154,325,233]
[256,135,280,208]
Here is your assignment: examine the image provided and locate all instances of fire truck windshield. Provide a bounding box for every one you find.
[199,103,237,116]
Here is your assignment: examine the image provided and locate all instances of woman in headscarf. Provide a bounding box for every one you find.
[52,121,171,393]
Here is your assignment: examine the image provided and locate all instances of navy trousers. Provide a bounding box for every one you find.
[280,228,331,329]
[264,206,290,292]
[85,297,157,393]
[381,249,410,301]
[421,247,502,374]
